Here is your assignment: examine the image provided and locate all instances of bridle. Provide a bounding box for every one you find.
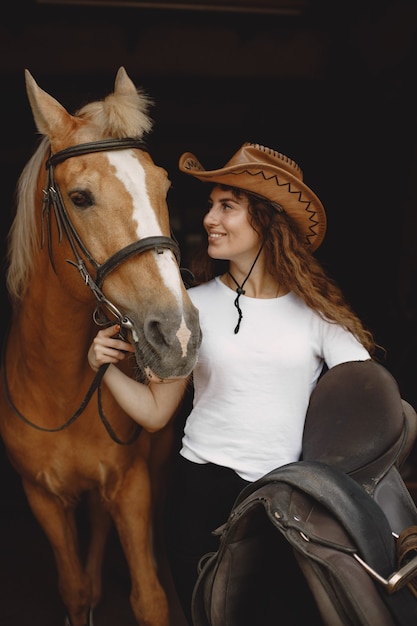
[43,137,180,335]
[3,138,181,444]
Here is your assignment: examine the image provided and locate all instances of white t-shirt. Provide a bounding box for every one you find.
[183,276,370,482]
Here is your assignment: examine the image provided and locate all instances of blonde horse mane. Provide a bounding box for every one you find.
[6,78,153,305]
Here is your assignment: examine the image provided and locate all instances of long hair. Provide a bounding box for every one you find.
[189,185,377,355]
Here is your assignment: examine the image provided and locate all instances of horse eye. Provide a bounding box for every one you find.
[69,190,94,209]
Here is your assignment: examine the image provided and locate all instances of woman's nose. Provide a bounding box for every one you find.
[204,206,219,226]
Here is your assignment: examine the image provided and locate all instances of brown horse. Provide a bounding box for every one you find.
[0,68,201,626]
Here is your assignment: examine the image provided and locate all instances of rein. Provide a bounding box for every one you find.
[2,345,140,445]
[4,137,181,444]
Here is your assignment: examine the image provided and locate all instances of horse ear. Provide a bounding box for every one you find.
[24,69,72,140]
[114,66,137,96]
[110,66,154,136]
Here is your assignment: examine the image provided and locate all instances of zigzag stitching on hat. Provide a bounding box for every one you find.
[225,169,320,242]
[245,143,303,177]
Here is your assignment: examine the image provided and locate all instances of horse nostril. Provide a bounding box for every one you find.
[145,318,171,349]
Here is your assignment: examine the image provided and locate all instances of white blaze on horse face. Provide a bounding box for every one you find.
[107,151,181,292]
[107,151,192,356]
[176,317,192,357]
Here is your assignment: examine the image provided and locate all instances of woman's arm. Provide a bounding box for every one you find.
[88,324,190,432]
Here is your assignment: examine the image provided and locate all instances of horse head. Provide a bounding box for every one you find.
[12,67,201,381]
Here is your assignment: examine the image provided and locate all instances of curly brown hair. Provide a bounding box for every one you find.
[189,185,377,356]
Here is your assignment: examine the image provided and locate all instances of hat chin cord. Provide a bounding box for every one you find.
[228,239,266,334]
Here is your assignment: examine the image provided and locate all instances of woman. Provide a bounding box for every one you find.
[88,143,376,624]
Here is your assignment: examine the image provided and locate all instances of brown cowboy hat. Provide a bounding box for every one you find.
[178,142,327,252]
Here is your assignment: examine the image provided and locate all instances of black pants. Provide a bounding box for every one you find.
[164,455,250,625]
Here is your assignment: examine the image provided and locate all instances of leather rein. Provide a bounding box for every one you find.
[3,138,180,444]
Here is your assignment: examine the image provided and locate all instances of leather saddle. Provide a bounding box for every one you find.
[192,360,417,626]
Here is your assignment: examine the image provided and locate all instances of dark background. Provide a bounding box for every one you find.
[0,0,416,623]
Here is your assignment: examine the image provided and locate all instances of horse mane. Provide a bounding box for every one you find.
[6,138,49,305]
[6,85,154,304]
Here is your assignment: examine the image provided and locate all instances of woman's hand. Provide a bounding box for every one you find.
[87,323,188,431]
[88,324,135,372]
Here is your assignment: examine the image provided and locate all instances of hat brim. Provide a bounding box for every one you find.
[179,152,327,252]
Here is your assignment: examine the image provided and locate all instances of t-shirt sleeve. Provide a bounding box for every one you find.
[321,320,371,368]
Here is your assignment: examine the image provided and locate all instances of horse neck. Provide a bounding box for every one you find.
[10,258,97,373]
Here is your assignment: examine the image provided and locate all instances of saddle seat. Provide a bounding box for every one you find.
[302,360,417,534]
